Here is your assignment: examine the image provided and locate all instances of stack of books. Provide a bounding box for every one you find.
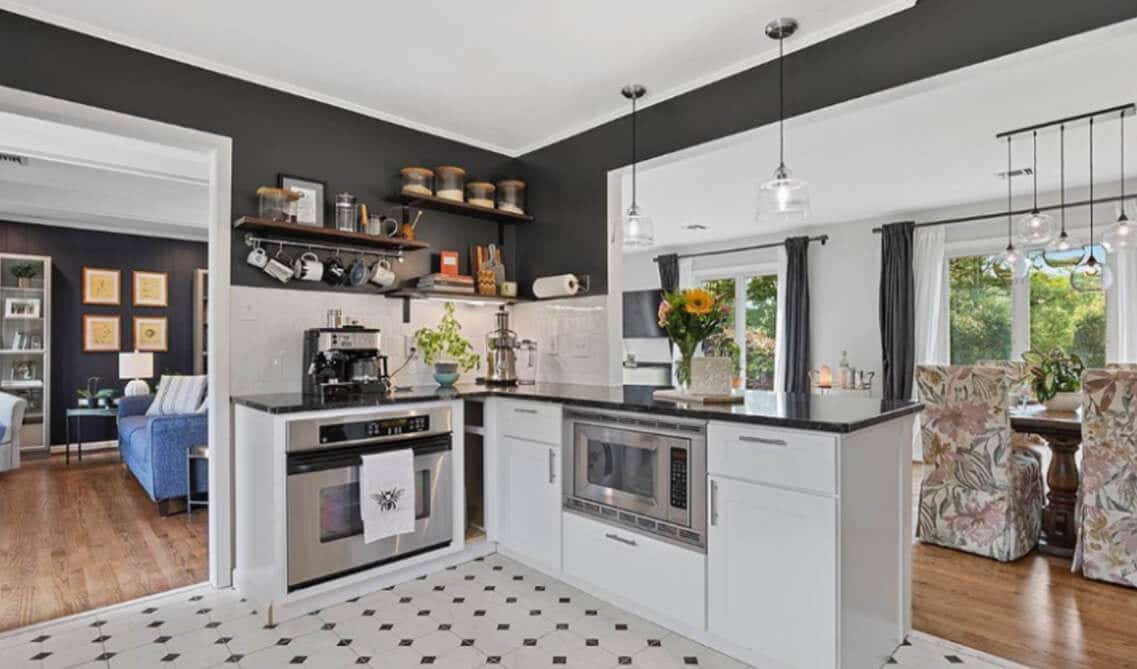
[416,273,475,294]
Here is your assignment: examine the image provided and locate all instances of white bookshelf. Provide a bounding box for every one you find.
[0,253,51,455]
[193,268,207,374]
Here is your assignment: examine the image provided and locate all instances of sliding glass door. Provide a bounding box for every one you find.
[699,271,779,390]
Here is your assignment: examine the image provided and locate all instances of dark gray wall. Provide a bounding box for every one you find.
[0,220,206,442]
[515,0,1137,295]
[0,10,521,292]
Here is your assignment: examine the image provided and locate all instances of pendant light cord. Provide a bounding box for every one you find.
[1060,124,1066,234]
[1090,117,1095,252]
[1032,131,1039,210]
[631,93,637,209]
[778,34,785,169]
[1007,136,1013,246]
[1122,110,1127,206]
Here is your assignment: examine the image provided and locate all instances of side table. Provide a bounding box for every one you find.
[187,444,209,512]
[65,406,119,465]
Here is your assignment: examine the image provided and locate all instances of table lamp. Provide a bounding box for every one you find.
[119,351,154,397]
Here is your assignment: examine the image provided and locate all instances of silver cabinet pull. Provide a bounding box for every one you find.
[738,435,788,447]
[710,479,719,526]
[514,407,539,414]
[548,448,556,484]
[605,532,637,547]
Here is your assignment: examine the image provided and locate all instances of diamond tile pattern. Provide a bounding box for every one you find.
[0,554,1019,668]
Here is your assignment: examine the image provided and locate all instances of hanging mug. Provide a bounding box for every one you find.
[293,251,324,281]
[246,246,268,268]
[366,214,400,237]
[324,255,348,286]
[348,255,370,287]
[369,258,396,288]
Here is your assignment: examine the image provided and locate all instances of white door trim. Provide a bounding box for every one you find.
[0,84,234,588]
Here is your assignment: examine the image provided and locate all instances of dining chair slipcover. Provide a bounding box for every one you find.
[1074,369,1137,587]
[916,365,1044,561]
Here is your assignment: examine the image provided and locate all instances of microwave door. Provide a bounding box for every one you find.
[574,424,671,518]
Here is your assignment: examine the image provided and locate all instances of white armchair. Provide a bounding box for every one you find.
[0,391,27,472]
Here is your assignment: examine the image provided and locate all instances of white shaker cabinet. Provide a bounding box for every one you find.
[707,475,837,669]
[501,435,562,573]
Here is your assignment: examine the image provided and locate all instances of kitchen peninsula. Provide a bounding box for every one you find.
[233,384,921,669]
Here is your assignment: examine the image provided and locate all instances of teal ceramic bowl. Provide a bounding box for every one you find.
[433,363,460,387]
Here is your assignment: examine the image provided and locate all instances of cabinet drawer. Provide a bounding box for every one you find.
[708,422,837,495]
[563,512,705,630]
[499,400,562,445]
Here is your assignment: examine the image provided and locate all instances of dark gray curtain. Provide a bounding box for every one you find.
[657,253,679,293]
[783,237,811,394]
[879,221,916,401]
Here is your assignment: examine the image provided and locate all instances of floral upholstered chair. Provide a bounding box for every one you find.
[977,360,1046,462]
[916,365,1044,561]
[1074,369,1137,587]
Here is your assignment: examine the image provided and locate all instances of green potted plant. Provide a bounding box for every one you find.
[1022,348,1084,412]
[413,302,480,387]
[76,388,94,408]
[11,263,37,288]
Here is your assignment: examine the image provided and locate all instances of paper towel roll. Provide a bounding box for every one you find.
[532,274,579,299]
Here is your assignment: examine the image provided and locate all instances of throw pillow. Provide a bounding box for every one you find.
[147,375,207,416]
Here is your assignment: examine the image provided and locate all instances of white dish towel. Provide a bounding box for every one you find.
[360,449,416,544]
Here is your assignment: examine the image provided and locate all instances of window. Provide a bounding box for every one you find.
[947,251,1105,366]
[700,272,779,390]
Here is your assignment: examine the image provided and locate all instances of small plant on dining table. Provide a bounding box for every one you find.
[1022,348,1084,402]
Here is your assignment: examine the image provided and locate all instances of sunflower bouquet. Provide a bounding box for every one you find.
[657,288,729,390]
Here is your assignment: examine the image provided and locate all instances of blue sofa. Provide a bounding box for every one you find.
[117,394,207,513]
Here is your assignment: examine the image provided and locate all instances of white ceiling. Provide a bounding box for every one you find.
[3,0,915,155]
[0,112,210,239]
[623,19,1137,249]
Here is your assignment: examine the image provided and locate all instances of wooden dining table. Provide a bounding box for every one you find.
[1010,404,1082,557]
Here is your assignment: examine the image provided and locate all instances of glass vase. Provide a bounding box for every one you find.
[674,342,697,394]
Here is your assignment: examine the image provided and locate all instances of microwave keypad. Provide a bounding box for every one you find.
[669,447,688,509]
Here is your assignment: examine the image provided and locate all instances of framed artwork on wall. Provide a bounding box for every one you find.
[133,270,169,307]
[278,174,326,227]
[83,267,121,305]
[83,314,120,352]
[134,316,168,352]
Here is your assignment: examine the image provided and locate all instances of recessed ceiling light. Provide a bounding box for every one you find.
[684,223,709,231]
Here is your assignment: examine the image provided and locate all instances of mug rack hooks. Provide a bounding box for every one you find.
[242,233,405,262]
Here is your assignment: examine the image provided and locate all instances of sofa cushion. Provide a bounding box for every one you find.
[147,375,207,416]
[118,415,149,443]
[0,424,6,443]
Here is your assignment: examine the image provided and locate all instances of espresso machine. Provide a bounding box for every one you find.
[483,308,537,385]
[303,327,391,400]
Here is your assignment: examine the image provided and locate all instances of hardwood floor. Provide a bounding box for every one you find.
[0,450,208,632]
[911,463,1137,668]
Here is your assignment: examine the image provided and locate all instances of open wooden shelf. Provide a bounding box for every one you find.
[390,289,529,305]
[233,217,431,251]
[385,193,534,224]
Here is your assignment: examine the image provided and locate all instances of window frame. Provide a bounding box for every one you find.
[942,236,1110,365]
[693,262,780,388]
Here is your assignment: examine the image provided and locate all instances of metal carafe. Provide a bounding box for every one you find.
[485,307,519,385]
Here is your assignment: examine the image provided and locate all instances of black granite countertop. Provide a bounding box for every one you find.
[232,383,922,433]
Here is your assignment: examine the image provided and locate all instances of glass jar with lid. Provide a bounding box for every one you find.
[466,182,495,209]
[496,179,526,214]
[334,192,358,232]
[400,167,434,197]
[435,166,466,202]
[257,187,301,222]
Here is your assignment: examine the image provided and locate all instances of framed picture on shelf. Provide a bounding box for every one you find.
[134,316,168,352]
[83,314,120,352]
[83,267,121,305]
[3,297,40,318]
[133,270,169,307]
[10,360,37,381]
[278,174,326,227]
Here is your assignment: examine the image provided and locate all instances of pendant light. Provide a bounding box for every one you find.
[1015,131,1055,245]
[757,18,810,224]
[999,136,1031,281]
[1043,124,1085,269]
[1072,117,1114,292]
[1104,108,1135,251]
[621,84,653,248]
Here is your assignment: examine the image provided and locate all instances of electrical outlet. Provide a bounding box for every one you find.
[404,334,416,357]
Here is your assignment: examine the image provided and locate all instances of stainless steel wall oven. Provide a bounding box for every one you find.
[285,407,453,591]
[563,408,706,550]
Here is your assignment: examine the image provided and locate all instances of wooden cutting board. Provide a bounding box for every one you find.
[652,388,745,404]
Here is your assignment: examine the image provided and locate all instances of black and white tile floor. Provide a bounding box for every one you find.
[0,554,1025,668]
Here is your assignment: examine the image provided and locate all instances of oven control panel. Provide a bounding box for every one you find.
[319,415,431,444]
[669,447,688,509]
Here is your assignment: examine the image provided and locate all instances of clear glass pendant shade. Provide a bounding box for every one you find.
[1042,231,1085,269]
[1103,213,1137,251]
[996,244,1032,282]
[758,165,810,224]
[1015,210,1055,245]
[1070,254,1113,292]
[623,204,655,248]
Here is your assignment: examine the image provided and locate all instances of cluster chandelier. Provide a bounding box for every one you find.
[998,104,1134,292]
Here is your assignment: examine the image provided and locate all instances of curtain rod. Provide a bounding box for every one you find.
[652,234,828,262]
[870,194,1133,234]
